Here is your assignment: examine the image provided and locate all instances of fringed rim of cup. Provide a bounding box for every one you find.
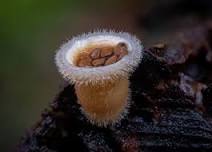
[55,30,143,85]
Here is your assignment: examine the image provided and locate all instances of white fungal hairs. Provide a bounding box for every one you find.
[55,30,143,126]
[55,30,143,85]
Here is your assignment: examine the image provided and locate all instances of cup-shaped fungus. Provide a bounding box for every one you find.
[55,31,143,126]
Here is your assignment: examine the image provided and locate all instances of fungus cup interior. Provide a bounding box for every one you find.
[71,42,129,67]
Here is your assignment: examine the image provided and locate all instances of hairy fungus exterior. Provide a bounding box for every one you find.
[55,31,143,126]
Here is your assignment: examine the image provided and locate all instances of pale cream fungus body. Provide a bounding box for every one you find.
[55,31,143,126]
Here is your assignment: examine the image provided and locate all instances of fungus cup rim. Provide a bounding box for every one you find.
[55,30,143,85]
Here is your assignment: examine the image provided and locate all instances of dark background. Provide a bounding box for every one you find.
[1,0,212,151]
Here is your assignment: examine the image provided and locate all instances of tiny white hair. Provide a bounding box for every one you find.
[55,30,143,85]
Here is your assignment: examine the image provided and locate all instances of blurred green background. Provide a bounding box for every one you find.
[1,0,211,151]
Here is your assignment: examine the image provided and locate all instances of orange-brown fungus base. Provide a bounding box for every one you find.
[75,42,128,67]
[75,78,129,125]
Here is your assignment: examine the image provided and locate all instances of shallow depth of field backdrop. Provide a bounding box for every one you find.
[1,0,212,151]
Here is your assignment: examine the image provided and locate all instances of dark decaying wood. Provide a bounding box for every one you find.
[18,24,212,152]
